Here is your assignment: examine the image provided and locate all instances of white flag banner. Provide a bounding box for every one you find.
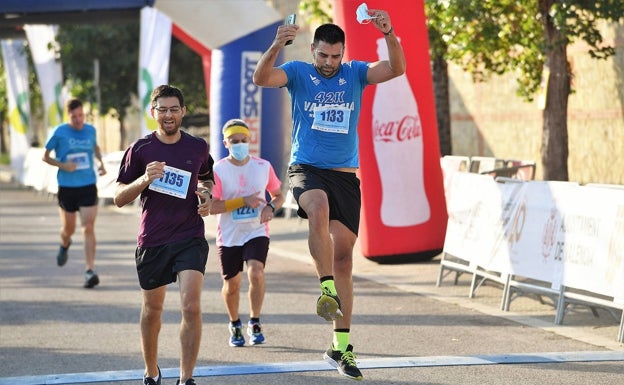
[1,39,31,184]
[24,25,65,133]
[139,7,171,137]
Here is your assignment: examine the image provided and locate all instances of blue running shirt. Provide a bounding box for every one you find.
[280,60,370,169]
[45,123,99,187]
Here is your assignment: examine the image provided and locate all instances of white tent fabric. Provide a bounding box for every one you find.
[154,0,281,49]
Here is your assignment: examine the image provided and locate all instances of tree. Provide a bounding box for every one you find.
[56,22,207,149]
[58,23,138,121]
[427,0,623,181]
[57,22,139,149]
[425,2,452,156]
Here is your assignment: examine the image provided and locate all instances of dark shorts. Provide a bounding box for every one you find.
[218,236,269,280]
[57,184,98,212]
[135,237,209,290]
[288,164,361,235]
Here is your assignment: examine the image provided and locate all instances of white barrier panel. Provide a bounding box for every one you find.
[22,147,55,192]
[503,181,579,288]
[440,173,624,343]
[471,179,526,275]
[442,172,624,302]
[557,185,624,302]
[96,151,124,200]
[442,172,503,264]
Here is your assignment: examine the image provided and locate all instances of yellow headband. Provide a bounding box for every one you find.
[223,125,250,138]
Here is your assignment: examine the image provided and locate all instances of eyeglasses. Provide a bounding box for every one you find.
[154,106,182,114]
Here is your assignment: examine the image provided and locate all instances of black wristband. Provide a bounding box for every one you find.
[268,202,275,212]
[383,27,394,36]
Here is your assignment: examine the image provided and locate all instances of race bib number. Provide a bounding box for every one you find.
[66,152,90,170]
[232,206,259,223]
[312,105,351,134]
[148,165,191,199]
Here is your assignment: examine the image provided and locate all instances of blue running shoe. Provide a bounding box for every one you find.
[229,320,245,347]
[247,321,265,345]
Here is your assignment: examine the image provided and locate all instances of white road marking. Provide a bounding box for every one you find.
[2,351,623,384]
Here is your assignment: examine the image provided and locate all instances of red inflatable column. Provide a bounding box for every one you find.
[333,0,448,262]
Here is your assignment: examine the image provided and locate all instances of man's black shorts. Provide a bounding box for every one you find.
[288,164,361,235]
[57,184,98,212]
[135,237,209,290]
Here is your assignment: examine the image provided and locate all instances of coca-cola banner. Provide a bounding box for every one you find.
[333,0,448,261]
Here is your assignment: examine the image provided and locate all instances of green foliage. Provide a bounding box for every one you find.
[169,37,208,113]
[57,22,140,120]
[425,0,624,101]
[57,22,207,119]
[0,58,6,115]
[299,0,333,24]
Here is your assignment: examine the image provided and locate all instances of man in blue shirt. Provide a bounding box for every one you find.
[253,7,406,381]
[43,98,106,288]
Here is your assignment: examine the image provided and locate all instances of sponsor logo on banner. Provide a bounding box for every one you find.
[561,213,599,267]
[240,51,262,156]
[542,207,559,260]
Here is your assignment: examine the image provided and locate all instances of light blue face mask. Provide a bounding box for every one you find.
[230,142,250,161]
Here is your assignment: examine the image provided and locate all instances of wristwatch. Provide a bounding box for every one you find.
[267,202,275,212]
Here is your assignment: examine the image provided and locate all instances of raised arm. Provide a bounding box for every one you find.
[365,9,406,84]
[253,23,299,87]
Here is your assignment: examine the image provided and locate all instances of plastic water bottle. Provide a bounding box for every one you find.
[372,37,430,227]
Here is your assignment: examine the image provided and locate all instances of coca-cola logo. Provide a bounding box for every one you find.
[373,115,421,142]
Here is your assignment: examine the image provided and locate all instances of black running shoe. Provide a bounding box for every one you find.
[57,240,71,266]
[323,344,363,380]
[84,269,100,288]
[143,366,161,385]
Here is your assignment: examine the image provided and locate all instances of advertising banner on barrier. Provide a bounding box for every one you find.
[479,180,527,275]
[139,7,171,137]
[333,0,447,261]
[1,39,30,184]
[443,173,624,303]
[557,186,624,300]
[443,172,502,264]
[505,181,579,288]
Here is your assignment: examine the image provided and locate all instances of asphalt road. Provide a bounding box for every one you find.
[1,180,622,385]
